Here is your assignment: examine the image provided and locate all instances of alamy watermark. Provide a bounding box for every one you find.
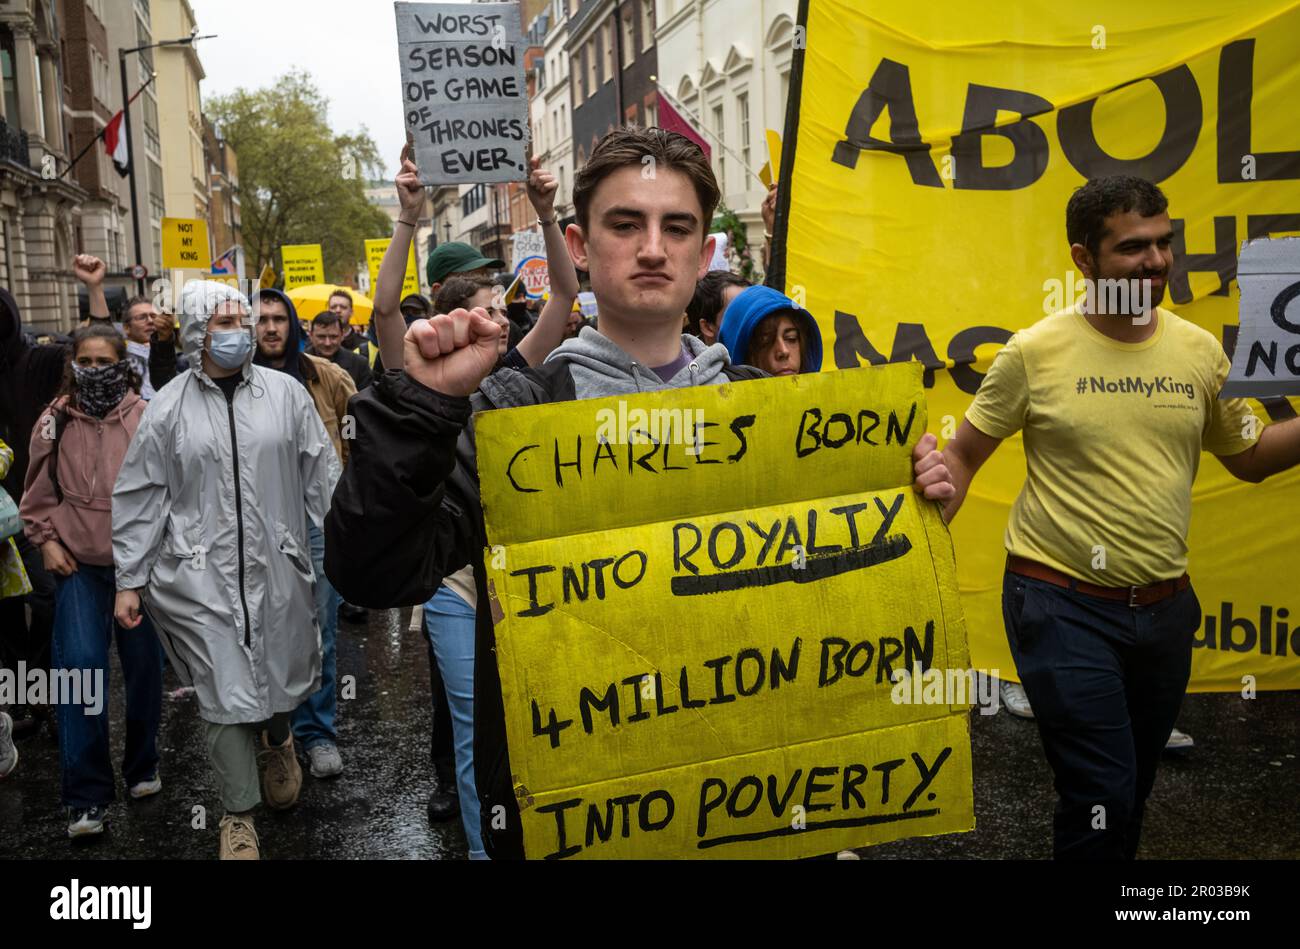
[0,662,104,715]
[594,400,707,455]
[1042,272,1155,320]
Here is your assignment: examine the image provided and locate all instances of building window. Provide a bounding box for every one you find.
[572,64,582,105]
[586,38,597,94]
[1,31,19,125]
[32,55,47,139]
[640,0,655,52]
[712,103,725,192]
[738,93,751,173]
[604,21,615,80]
[621,6,635,66]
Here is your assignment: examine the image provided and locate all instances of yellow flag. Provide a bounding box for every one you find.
[783,0,1300,690]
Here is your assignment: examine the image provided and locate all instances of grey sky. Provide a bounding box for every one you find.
[189,0,463,178]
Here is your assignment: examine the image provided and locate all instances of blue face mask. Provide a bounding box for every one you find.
[208,329,253,369]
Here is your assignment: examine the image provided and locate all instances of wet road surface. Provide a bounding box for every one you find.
[1,609,1297,859]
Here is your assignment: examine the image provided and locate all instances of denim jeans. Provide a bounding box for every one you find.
[1002,571,1199,859]
[424,584,485,859]
[50,562,163,809]
[292,522,339,750]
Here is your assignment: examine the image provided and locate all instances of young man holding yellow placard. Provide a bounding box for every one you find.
[325,126,953,858]
[917,176,1300,859]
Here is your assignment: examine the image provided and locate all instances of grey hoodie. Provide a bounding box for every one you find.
[543,326,737,398]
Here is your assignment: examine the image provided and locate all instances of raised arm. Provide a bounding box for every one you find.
[324,309,503,607]
[514,158,579,367]
[374,143,425,373]
[74,254,110,321]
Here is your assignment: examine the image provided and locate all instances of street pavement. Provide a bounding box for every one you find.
[1,608,1297,860]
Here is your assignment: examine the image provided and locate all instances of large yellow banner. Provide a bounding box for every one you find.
[782,0,1300,691]
[477,364,974,859]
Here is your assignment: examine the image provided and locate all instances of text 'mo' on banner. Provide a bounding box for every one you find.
[395,1,528,185]
[476,364,973,859]
[777,0,1300,691]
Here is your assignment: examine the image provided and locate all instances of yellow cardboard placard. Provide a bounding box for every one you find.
[160,217,211,270]
[765,129,783,184]
[785,0,1300,690]
[258,264,277,290]
[476,363,974,859]
[364,238,420,299]
[281,244,324,289]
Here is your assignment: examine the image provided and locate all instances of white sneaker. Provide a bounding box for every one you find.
[67,805,109,838]
[128,774,162,799]
[999,680,1035,719]
[307,742,344,778]
[1165,727,1194,752]
[0,711,17,779]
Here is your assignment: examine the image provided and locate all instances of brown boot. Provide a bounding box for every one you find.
[219,814,260,860]
[257,731,302,810]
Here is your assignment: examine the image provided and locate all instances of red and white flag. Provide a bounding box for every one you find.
[656,87,712,160]
[102,110,129,177]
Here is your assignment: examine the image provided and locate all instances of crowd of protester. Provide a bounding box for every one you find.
[1,125,1290,863]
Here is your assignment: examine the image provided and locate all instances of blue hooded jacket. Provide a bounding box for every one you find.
[253,287,307,385]
[718,285,823,372]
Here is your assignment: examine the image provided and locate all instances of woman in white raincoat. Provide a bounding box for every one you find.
[111,280,339,860]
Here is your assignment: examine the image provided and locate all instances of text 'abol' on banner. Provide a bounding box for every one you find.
[475,363,975,858]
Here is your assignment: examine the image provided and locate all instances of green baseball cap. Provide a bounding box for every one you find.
[426,242,505,286]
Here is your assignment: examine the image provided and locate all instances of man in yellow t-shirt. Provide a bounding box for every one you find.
[911,176,1300,860]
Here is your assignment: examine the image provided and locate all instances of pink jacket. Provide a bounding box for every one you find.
[21,392,147,566]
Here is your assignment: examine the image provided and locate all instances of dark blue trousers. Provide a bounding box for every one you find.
[1002,571,1199,860]
[51,563,163,808]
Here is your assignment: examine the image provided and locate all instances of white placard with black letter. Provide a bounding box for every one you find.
[1223,237,1300,398]
[395,1,529,185]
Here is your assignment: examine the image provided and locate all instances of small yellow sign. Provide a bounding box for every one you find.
[364,238,419,300]
[281,244,324,289]
[765,129,784,184]
[258,264,277,290]
[160,217,211,270]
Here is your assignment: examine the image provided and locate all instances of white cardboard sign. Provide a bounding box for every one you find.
[395,1,529,185]
[1223,237,1300,398]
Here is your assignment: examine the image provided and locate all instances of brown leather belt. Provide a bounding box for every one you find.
[1007,555,1190,608]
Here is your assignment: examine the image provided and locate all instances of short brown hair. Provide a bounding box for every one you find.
[120,295,154,322]
[573,126,719,232]
[434,276,496,315]
[328,288,353,306]
[311,311,342,331]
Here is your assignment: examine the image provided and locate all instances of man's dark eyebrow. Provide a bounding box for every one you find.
[601,207,700,228]
[1115,230,1175,247]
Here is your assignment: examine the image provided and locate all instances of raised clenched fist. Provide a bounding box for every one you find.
[73,254,106,287]
[525,156,559,219]
[403,307,503,398]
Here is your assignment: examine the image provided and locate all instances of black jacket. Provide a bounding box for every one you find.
[0,289,68,498]
[308,345,372,391]
[324,359,764,858]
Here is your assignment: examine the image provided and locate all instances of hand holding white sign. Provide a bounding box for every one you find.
[525,156,559,220]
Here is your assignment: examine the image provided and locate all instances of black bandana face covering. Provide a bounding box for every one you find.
[72,361,131,418]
